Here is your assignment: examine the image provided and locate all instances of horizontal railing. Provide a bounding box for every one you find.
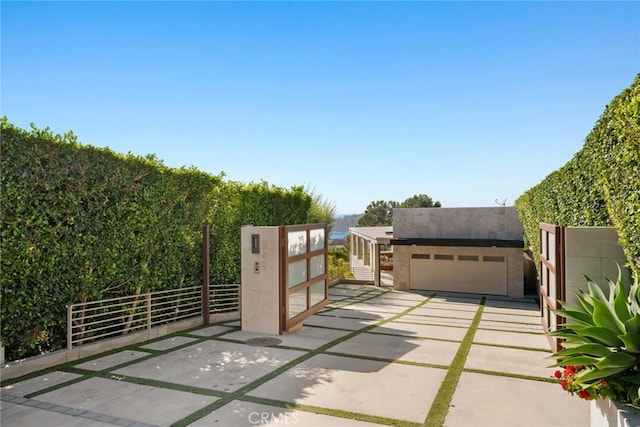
[67,284,239,350]
[328,264,353,283]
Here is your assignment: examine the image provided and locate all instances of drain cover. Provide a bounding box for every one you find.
[245,337,282,347]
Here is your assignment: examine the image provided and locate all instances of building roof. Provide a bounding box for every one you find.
[348,226,393,243]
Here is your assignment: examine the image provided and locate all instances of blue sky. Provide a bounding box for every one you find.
[2,1,639,214]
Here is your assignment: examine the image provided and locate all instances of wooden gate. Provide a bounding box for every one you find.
[279,224,329,333]
[539,223,565,352]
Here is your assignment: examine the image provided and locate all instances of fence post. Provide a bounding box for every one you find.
[147,291,152,332]
[67,305,73,351]
[202,224,210,325]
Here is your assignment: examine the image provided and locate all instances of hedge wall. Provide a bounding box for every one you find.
[0,119,310,360]
[515,74,640,276]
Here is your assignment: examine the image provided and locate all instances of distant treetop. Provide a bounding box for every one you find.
[357,194,441,227]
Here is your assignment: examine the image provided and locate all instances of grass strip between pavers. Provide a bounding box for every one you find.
[323,350,449,371]
[470,341,552,353]
[171,290,436,427]
[462,367,558,384]
[365,330,462,345]
[239,394,422,427]
[383,319,471,330]
[98,372,228,397]
[423,296,486,427]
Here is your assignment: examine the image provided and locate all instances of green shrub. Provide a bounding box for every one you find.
[515,74,640,277]
[0,119,310,360]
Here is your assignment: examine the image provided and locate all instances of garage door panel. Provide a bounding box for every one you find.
[410,254,507,296]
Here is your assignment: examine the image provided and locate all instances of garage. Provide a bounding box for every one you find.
[409,252,508,295]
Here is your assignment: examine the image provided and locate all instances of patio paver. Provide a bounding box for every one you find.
[247,353,445,423]
[221,326,352,350]
[33,376,218,426]
[465,344,556,379]
[74,350,151,371]
[327,332,459,366]
[446,372,590,427]
[111,341,305,392]
[189,400,385,426]
[1,371,82,397]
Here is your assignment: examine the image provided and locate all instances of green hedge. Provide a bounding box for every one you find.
[0,119,310,360]
[515,74,640,276]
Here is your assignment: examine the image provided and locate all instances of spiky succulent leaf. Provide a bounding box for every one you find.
[619,333,640,353]
[630,272,640,315]
[549,355,602,368]
[552,344,612,358]
[611,272,632,323]
[576,292,595,315]
[625,314,640,335]
[591,297,625,334]
[587,277,609,301]
[570,326,623,347]
[577,366,628,384]
[596,351,637,370]
[551,309,594,326]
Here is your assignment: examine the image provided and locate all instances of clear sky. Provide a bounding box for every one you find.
[2,1,639,214]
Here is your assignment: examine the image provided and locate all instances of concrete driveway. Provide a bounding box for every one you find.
[1,284,589,426]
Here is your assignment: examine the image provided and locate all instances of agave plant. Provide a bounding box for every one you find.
[550,268,640,404]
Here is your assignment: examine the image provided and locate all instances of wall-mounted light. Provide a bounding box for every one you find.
[251,234,260,254]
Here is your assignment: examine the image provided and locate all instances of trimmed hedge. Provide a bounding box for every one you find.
[515,74,640,276]
[0,119,310,360]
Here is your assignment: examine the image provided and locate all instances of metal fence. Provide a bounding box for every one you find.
[328,264,352,283]
[67,283,239,350]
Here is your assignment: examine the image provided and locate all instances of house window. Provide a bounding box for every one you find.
[434,254,454,260]
[411,254,430,260]
[459,255,479,261]
[483,256,505,262]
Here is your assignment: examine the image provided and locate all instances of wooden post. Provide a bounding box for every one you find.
[202,224,211,325]
[67,305,73,351]
[146,292,152,332]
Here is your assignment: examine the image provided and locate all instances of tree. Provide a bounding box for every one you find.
[400,194,441,208]
[305,186,337,232]
[357,194,441,227]
[357,200,397,226]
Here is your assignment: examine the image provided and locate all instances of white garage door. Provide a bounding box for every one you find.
[409,253,507,295]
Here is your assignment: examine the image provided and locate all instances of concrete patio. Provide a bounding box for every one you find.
[1,284,590,426]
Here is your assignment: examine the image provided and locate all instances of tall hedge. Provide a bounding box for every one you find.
[515,74,640,276]
[0,119,310,360]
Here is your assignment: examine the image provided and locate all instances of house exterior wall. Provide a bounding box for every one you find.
[564,227,628,305]
[393,206,523,240]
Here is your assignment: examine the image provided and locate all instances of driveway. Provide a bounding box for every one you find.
[1,284,589,426]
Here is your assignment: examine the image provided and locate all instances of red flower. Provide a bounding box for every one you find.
[600,379,608,387]
[554,370,562,379]
[578,389,591,400]
[560,379,568,391]
[565,365,576,375]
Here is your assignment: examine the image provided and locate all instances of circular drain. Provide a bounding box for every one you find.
[245,337,282,347]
